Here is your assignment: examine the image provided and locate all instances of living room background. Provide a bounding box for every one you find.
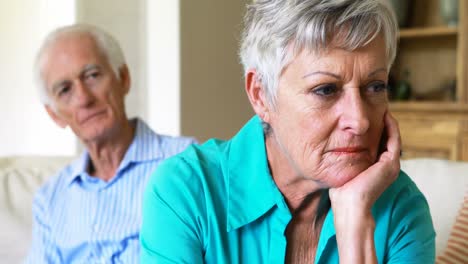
[0,0,252,156]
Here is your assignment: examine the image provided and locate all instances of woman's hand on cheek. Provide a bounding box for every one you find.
[330,111,401,217]
[329,112,401,263]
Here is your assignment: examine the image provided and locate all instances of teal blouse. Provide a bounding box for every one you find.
[141,116,435,263]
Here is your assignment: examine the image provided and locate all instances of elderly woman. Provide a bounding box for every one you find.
[141,0,435,263]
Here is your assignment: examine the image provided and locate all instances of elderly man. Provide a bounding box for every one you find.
[25,24,196,263]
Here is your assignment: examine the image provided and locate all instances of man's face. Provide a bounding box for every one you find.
[42,34,129,143]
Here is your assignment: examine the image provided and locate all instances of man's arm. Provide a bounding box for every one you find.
[24,192,61,263]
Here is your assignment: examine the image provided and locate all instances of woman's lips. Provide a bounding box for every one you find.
[329,147,367,154]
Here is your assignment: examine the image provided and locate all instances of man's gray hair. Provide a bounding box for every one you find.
[239,0,398,106]
[34,24,126,105]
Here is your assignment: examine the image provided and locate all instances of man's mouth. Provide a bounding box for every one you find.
[79,110,106,124]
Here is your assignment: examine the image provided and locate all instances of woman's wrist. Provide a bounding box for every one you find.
[334,210,377,264]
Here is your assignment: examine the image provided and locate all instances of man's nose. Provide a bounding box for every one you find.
[339,90,370,135]
[72,81,94,107]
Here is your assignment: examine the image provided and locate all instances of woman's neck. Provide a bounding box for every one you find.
[265,134,323,211]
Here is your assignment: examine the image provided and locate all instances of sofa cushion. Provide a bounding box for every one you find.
[0,156,72,263]
[436,192,468,263]
[401,158,468,256]
[0,156,465,262]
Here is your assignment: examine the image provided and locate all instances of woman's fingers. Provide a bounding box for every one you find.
[330,112,402,209]
[382,111,401,163]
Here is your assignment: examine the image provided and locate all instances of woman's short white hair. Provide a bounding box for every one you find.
[34,24,126,105]
[239,0,398,106]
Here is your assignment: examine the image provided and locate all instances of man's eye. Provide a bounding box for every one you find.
[312,84,338,96]
[58,86,70,97]
[85,71,100,80]
[367,82,388,93]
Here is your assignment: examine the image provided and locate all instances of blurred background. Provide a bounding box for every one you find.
[0,0,252,157]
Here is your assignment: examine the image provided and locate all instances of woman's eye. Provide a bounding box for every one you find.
[311,84,338,96]
[367,82,387,93]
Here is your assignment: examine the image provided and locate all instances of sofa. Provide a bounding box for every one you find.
[0,157,466,263]
[0,156,73,263]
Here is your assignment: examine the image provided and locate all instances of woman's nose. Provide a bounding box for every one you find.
[339,91,370,135]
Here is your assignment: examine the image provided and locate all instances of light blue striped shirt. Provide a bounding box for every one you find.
[25,118,196,264]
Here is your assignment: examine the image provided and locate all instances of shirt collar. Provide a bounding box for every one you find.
[226,116,338,254]
[65,152,90,185]
[65,118,163,185]
[118,118,164,169]
[226,115,286,231]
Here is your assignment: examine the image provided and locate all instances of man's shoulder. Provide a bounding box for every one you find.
[133,118,198,160]
[34,158,81,206]
[156,134,198,157]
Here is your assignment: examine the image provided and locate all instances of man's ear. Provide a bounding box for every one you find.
[245,69,271,123]
[119,65,131,95]
[45,105,67,129]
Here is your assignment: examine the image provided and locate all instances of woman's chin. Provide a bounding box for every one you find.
[327,162,372,188]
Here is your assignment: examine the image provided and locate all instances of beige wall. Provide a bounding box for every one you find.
[78,0,254,141]
[76,0,147,121]
[180,0,253,142]
[0,0,76,156]
[0,0,253,155]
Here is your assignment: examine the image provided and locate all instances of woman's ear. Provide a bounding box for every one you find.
[245,70,271,122]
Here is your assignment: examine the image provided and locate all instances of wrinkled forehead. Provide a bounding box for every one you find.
[280,32,388,80]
